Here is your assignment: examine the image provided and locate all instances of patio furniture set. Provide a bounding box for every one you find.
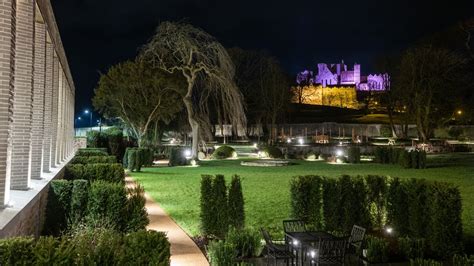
[261,220,366,265]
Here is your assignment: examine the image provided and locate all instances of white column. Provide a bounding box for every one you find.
[10,0,35,190]
[0,0,16,207]
[30,17,46,180]
[55,65,63,165]
[42,33,53,172]
[50,53,58,168]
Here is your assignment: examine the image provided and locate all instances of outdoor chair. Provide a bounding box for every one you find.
[348,225,366,251]
[283,219,307,245]
[261,228,295,266]
[310,236,348,265]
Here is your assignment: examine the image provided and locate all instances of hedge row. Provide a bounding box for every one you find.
[123,148,154,171]
[0,230,169,265]
[76,148,108,157]
[70,156,117,164]
[374,147,427,169]
[200,175,245,239]
[86,128,128,162]
[65,163,124,183]
[43,179,149,235]
[290,175,463,258]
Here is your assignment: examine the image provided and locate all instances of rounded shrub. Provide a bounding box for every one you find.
[211,145,236,159]
[168,147,188,166]
[261,146,283,159]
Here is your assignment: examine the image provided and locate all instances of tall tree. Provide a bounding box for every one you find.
[140,22,246,159]
[394,46,468,142]
[93,60,182,147]
[228,48,290,142]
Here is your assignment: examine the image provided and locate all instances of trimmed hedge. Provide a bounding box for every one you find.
[43,180,73,236]
[200,174,245,239]
[0,230,170,265]
[290,175,463,258]
[374,147,426,169]
[290,175,323,229]
[228,175,245,229]
[70,156,116,164]
[44,179,148,234]
[211,145,236,159]
[77,148,108,157]
[65,163,124,183]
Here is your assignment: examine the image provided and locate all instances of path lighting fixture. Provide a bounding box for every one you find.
[298,138,304,145]
[385,226,393,235]
[309,249,317,259]
[336,150,343,156]
[457,110,462,115]
[184,149,191,157]
[287,138,292,144]
[253,143,258,148]
[190,159,197,166]
[292,240,299,247]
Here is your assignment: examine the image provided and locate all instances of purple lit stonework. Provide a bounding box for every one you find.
[297,60,389,91]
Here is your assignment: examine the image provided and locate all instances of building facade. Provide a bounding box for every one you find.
[0,0,75,231]
[297,61,389,91]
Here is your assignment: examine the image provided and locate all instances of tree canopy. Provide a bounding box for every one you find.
[92,60,183,146]
[140,21,246,158]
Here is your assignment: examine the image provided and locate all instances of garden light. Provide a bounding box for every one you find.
[253,143,258,148]
[298,138,304,145]
[336,150,343,156]
[184,149,191,157]
[190,159,197,166]
[385,226,393,235]
[309,249,317,258]
[292,240,299,246]
[287,138,291,143]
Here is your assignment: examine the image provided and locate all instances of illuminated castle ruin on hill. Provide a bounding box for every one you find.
[292,61,389,109]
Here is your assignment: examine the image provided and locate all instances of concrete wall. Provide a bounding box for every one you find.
[0,0,75,236]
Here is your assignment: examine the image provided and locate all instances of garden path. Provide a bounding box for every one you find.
[126,177,209,266]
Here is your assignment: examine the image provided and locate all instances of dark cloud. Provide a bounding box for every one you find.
[50,0,473,115]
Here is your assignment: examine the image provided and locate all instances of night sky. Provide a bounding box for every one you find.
[51,0,473,117]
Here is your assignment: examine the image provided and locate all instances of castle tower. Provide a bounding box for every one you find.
[353,64,361,84]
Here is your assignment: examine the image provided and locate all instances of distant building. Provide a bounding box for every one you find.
[298,61,389,91]
[293,61,389,109]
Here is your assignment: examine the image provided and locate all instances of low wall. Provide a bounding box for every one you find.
[0,156,71,238]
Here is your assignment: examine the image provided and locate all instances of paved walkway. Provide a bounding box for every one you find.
[126,177,209,266]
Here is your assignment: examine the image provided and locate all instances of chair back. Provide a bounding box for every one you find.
[349,225,366,248]
[283,219,306,233]
[316,237,348,263]
[260,228,276,248]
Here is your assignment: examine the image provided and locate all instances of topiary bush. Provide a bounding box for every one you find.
[70,156,116,164]
[213,175,229,239]
[119,230,170,265]
[211,145,236,159]
[124,185,149,233]
[86,131,107,148]
[65,163,124,183]
[347,146,361,163]
[104,127,125,162]
[228,175,245,229]
[126,148,141,172]
[290,175,323,229]
[86,181,127,231]
[168,147,188,166]
[200,175,215,237]
[43,180,73,236]
[262,146,283,159]
[69,180,89,225]
[399,149,412,168]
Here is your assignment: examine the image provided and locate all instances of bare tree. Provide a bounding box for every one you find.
[140,22,246,159]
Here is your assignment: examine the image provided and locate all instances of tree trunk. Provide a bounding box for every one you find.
[183,93,199,160]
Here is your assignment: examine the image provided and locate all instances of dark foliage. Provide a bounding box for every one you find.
[228,175,245,229]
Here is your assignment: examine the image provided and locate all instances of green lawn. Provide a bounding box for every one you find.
[131,153,474,239]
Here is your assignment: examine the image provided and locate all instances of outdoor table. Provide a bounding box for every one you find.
[285,231,336,265]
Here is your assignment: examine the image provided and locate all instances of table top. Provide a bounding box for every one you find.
[285,231,336,245]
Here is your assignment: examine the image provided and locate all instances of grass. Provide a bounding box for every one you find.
[131,153,474,239]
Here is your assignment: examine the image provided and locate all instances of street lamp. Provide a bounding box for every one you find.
[84,109,92,127]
